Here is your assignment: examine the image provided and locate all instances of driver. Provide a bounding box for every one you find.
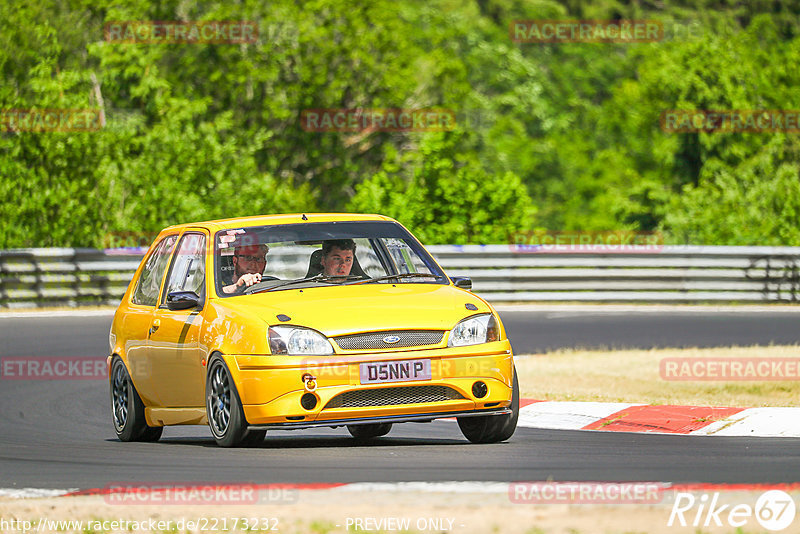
[320,239,356,277]
[222,238,269,294]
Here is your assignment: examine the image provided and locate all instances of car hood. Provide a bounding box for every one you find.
[213,283,492,337]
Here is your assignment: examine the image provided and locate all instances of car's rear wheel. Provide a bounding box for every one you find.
[206,357,263,447]
[457,368,519,444]
[347,423,392,439]
[110,357,163,442]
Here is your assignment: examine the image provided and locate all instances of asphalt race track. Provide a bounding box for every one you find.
[1,310,799,490]
[3,308,800,358]
[497,307,800,352]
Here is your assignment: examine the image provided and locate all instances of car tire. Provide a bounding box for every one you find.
[110,356,163,442]
[206,357,257,447]
[241,429,267,447]
[138,426,164,442]
[457,367,519,444]
[347,423,393,439]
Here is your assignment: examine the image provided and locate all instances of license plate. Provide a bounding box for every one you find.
[359,359,432,384]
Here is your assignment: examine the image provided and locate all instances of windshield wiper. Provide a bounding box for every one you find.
[245,274,364,294]
[352,273,443,285]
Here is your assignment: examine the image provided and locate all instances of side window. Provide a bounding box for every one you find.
[131,235,178,306]
[162,233,206,304]
[355,238,386,277]
[381,238,433,275]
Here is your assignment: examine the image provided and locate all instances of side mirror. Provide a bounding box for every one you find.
[451,276,472,290]
[166,290,201,310]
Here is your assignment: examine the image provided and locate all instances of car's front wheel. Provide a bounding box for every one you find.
[110,357,163,442]
[347,423,392,439]
[206,357,264,447]
[457,368,519,444]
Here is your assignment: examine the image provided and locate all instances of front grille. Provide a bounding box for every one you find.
[325,385,464,409]
[335,330,444,350]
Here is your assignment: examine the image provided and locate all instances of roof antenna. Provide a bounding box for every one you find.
[301,213,308,221]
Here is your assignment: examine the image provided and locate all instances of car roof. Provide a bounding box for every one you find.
[162,213,396,233]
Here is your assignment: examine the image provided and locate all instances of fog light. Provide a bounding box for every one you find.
[301,393,318,410]
[472,381,488,398]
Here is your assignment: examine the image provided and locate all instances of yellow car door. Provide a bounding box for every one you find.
[147,231,208,408]
[125,233,179,406]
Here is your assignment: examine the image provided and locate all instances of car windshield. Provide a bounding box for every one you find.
[214,221,447,296]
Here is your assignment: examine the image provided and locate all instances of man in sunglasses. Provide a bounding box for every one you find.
[222,237,270,294]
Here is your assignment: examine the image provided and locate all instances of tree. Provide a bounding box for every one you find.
[349,132,536,244]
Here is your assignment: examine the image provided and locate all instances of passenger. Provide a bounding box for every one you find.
[320,239,356,277]
[222,239,269,294]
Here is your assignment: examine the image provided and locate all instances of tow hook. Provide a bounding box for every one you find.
[302,373,317,392]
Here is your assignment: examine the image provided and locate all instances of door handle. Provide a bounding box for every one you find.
[149,319,161,335]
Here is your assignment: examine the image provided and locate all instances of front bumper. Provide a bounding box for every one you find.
[224,341,514,427]
[248,407,512,431]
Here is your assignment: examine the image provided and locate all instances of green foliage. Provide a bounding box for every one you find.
[1,0,799,247]
[663,136,800,245]
[349,132,536,244]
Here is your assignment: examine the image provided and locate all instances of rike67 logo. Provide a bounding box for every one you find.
[668,490,796,531]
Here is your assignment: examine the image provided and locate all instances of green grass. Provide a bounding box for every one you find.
[516,345,800,407]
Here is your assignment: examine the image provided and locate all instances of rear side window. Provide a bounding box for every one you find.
[162,233,206,305]
[131,235,178,306]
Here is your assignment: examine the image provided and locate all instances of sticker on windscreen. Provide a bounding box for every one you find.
[383,238,406,249]
[219,229,247,254]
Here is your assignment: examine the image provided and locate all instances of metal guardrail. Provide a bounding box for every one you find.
[1,245,799,308]
[0,248,142,308]
[427,245,800,303]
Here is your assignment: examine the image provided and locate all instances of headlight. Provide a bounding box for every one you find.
[268,326,334,355]
[447,314,500,347]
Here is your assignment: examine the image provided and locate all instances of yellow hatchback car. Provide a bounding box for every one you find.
[108,213,518,447]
